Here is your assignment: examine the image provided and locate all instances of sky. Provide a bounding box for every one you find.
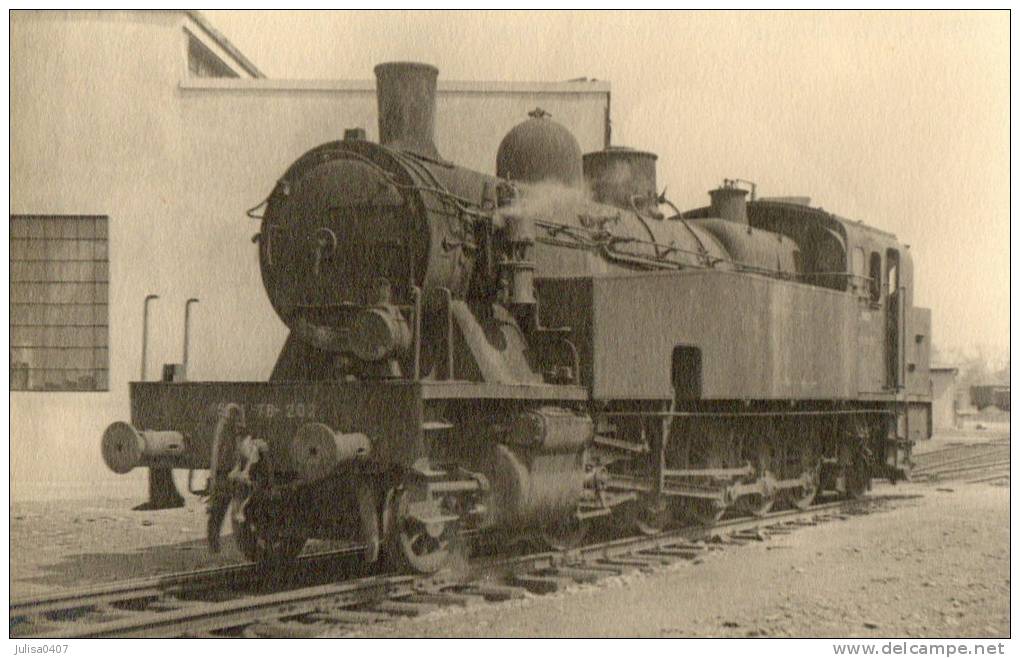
[206,10,1010,359]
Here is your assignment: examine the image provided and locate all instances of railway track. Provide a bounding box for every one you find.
[9,546,363,626]
[911,439,1009,483]
[10,494,912,639]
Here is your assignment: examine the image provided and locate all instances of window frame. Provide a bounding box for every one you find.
[850,246,866,294]
[10,214,110,393]
[868,251,883,304]
[186,32,240,79]
[886,248,900,296]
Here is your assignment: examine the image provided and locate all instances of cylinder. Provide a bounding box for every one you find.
[489,444,586,529]
[583,147,658,210]
[709,184,749,224]
[101,422,185,474]
[290,423,371,481]
[374,61,440,159]
[347,305,411,362]
[504,407,593,452]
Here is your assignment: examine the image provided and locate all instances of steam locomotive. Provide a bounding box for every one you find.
[101,62,932,573]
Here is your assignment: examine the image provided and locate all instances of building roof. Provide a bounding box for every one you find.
[180,77,610,94]
[185,11,263,78]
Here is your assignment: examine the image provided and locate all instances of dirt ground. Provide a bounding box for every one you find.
[353,480,1008,638]
[913,420,1010,456]
[8,424,1010,637]
[8,499,358,599]
[9,498,245,598]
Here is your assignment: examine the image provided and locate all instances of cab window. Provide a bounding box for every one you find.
[868,252,882,303]
[886,248,900,295]
[851,247,865,293]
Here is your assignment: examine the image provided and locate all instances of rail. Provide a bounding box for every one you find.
[11,495,910,639]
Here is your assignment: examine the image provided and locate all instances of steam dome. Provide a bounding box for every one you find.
[496,108,583,188]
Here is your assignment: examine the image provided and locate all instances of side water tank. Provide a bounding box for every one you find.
[497,108,584,188]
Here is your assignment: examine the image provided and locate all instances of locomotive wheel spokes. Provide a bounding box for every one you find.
[735,439,775,517]
[784,440,821,510]
[843,458,870,500]
[671,422,731,526]
[840,419,872,500]
[630,495,671,535]
[676,497,727,526]
[385,486,454,574]
[230,497,307,565]
[790,469,820,510]
[541,514,588,550]
[735,483,776,517]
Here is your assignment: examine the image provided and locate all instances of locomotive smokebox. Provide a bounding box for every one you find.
[709,181,750,224]
[583,147,659,211]
[374,61,441,160]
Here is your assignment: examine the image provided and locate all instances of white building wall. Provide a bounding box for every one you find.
[931,370,958,431]
[11,12,191,499]
[9,12,610,500]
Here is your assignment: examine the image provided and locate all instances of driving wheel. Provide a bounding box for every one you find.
[675,497,727,526]
[627,495,672,535]
[230,496,306,565]
[735,439,776,517]
[383,486,455,574]
[541,514,588,550]
[789,441,822,510]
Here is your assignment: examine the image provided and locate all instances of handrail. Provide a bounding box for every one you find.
[140,294,159,381]
[411,286,422,381]
[182,298,199,378]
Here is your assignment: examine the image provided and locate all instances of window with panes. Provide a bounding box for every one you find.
[10,215,109,391]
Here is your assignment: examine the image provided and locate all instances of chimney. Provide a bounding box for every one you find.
[374,62,440,160]
[709,180,750,224]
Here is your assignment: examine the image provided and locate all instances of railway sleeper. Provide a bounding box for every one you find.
[305,609,395,625]
[244,620,328,639]
[508,573,576,594]
[143,598,186,613]
[71,605,125,623]
[732,529,767,541]
[402,591,487,607]
[460,583,530,601]
[762,526,795,535]
[9,617,59,636]
[594,556,666,569]
[564,560,634,575]
[640,546,701,558]
[369,600,443,617]
[545,566,610,584]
